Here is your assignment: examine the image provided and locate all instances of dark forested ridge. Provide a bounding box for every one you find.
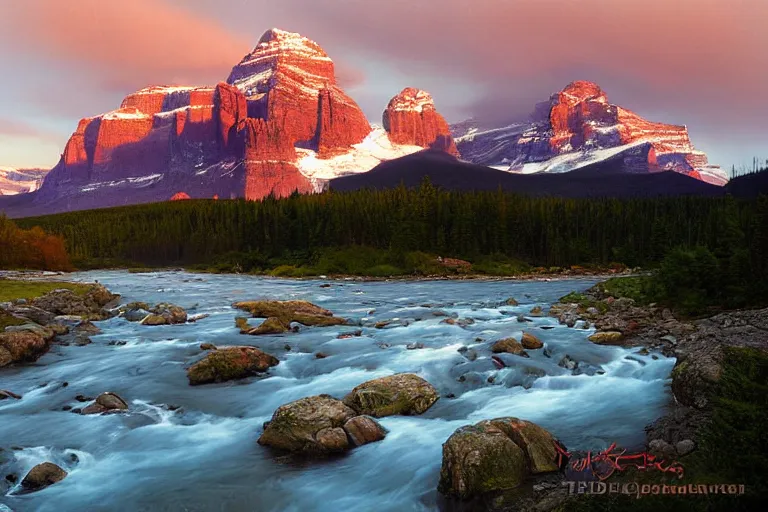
[330,150,726,198]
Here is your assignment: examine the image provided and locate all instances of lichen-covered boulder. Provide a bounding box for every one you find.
[438,417,560,499]
[588,331,624,345]
[343,415,388,446]
[0,330,50,367]
[491,337,526,355]
[82,392,129,415]
[233,300,347,327]
[21,462,67,492]
[187,346,279,385]
[258,395,357,454]
[521,332,543,350]
[236,316,288,335]
[342,373,439,417]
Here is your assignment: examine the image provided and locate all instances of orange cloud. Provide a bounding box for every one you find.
[0,0,251,92]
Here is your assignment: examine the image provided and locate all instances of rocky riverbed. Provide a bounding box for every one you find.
[1,270,763,511]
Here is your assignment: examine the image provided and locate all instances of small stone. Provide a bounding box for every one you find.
[21,462,67,492]
[406,342,424,350]
[521,332,543,349]
[315,352,328,359]
[343,415,387,447]
[0,389,22,400]
[505,297,519,306]
[200,343,217,351]
[676,439,696,456]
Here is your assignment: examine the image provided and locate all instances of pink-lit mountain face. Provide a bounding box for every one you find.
[0,167,48,196]
[4,29,459,217]
[453,81,728,186]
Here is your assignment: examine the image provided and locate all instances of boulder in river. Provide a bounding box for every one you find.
[343,415,388,447]
[438,417,560,499]
[588,331,624,345]
[342,373,439,417]
[529,306,544,317]
[505,297,519,306]
[20,462,67,493]
[0,330,51,367]
[491,337,526,356]
[81,392,129,414]
[233,300,347,327]
[521,332,543,349]
[237,316,288,335]
[187,346,279,385]
[258,394,370,455]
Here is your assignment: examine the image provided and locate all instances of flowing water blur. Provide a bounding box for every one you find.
[0,271,675,511]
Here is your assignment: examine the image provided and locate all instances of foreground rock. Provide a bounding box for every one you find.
[233,300,347,329]
[342,373,439,417]
[21,462,67,492]
[81,392,128,415]
[187,346,279,385]
[0,329,53,367]
[438,417,560,499]
[669,307,768,409]
[258,395,386,455]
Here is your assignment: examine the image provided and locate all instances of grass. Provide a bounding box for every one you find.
[0,279,91,303]
[593,276,655,304]
[560,346,768,511]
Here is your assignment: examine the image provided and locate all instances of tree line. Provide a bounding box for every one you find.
[0,214,72,271]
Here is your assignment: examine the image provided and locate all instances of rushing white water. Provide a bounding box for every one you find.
[0,271,675,511]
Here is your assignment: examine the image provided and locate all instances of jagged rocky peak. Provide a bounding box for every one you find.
[558,80,608,103]
[383,87,459,157]
[227,28,335,100]
[454,80,728,186]
[386,88,436,113]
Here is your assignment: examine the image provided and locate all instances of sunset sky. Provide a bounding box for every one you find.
[0,0,766,171]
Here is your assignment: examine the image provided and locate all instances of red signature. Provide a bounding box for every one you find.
[554,441,685,481]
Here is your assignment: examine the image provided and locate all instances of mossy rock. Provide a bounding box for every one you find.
[241,316,288,335]
[258,394,357,455]
[140,314,168,326]
[588,331,624,345]
[491,337,526,355]
[438,424,528,499]
[438,417,561,500]
[187,346,279,385]
[232,300,345,327]
[342,373,439,417]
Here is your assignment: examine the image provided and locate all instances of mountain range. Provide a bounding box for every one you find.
[0,28,728,218]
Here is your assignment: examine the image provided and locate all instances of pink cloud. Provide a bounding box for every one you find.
[0,117,64,144]
[0,0,250,93]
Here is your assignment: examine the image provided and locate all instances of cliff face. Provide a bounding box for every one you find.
[383,88,459,157]
[455,81,728,186]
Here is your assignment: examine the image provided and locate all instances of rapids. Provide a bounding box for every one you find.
[0,271,674,511]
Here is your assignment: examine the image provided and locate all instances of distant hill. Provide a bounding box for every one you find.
[330,150,725,198]
[724,168,768,197]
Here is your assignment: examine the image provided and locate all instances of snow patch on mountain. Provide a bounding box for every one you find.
[296,126,424,187]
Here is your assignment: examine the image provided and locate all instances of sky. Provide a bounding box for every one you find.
[0,0,766,171]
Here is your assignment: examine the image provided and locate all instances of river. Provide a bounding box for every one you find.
[0,271,675,511]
